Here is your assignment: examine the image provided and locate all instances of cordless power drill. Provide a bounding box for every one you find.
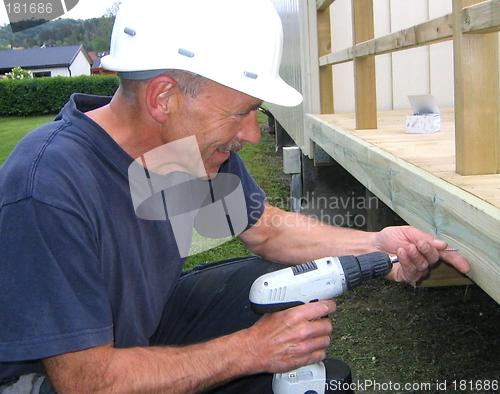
[249,252,397,394]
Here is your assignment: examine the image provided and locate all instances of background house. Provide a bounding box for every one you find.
[88,50,115,75]
[0,44,92,78]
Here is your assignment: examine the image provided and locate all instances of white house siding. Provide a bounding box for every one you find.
[331,0,354,113]
[373,0,392,111]
[429,0,454,108]
[390,0,430,110]
[29,67,70,77]
[330,0,456,112]
[69,50,91,76]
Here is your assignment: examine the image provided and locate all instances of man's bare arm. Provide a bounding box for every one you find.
[44,334,246,394]
[241,203,378,264]
[43,301,335,393]
[241,204,469,281]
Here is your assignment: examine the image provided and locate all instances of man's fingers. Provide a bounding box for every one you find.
[301,318,333,339]
[397,247,418,281]
[439,250,471,273]
[289,335,331,356]
[309,349,328,364]
[406,244,429,272]
[286,300,336,323]
[430,238,448,249]
[398,243,471,280]
[416,240,440,267]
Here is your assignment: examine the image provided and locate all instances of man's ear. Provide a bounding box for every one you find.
[146,76,177,123]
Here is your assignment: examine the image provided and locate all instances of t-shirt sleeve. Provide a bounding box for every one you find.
[0,198,113,362]
[221,153,266,228]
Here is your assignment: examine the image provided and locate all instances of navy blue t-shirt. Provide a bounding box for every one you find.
[0,94,265,380]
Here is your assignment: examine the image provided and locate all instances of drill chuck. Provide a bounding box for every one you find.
[339,252,393,290]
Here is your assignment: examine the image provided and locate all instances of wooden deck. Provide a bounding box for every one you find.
[306,109,500,303]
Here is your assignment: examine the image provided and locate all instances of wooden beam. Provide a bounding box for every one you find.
[352,0,377,129]
[462,0,500,34]
[416,263,473,288]
[319,0,500,67]
[317,7,334,114]
[316,0,335,12]
[453,0,500,175]
[320,13,454,66]
[306,113,500,303]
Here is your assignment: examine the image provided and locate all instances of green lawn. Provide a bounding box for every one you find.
[0,115,55,165]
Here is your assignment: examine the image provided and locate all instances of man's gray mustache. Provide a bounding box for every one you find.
[217,140,242,153]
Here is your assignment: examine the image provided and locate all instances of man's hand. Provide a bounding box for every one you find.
[241,300,336,374]
[373,225,470,282]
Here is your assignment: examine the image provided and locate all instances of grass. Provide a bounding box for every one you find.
[331,281,500,393]
[0,115,55,164]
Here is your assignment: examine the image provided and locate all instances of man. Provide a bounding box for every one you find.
[0,0,469,393]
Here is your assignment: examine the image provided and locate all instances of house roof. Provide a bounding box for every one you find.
[0,45,91,72]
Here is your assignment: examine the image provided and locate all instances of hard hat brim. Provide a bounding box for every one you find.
[251,77,303,108]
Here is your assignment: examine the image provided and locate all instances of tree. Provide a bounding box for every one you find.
[105,1,122,17]
[0,17,115,52]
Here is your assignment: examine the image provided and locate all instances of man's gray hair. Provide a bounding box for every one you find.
[119,70,207,101]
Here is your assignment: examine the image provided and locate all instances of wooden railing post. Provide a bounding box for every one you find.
[453,0,500,175]
[317,1,334,114]
[352,0,377,129]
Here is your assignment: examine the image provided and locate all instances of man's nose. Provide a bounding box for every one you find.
[237,111,261,145]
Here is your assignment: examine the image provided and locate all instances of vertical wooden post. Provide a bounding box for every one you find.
[317,3,334,114]
[453,0,500,175]
[352,0,377,129]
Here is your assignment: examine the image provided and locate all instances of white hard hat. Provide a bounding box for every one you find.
[101,0,303,107]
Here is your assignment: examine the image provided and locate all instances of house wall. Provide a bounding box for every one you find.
[28,67,70,77]
[331,0,455,112]
[69,50,91,76]
[268,0,465,154]
[268,0,305,149]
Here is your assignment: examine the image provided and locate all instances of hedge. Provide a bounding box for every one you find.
[0,75,119,116]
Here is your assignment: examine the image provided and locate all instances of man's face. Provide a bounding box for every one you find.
[167,80,263,177]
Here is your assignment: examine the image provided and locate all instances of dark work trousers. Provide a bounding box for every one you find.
[149,256,285,393]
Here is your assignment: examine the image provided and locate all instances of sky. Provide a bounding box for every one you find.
[0,0,118,27]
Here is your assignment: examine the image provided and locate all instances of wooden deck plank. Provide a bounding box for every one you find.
[306,110,500,303]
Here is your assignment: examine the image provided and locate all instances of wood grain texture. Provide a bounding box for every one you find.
[462,0,500,33]
[352,0,377,129]
[317,7,334,114]
[319,0,500,67]
[306,111,500,302]
[453,0,499,175]
[414,263,473,287]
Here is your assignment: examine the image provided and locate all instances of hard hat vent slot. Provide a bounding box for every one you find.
[244,71,258,80]
[124,27,136,37]
[178,48,195,58]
